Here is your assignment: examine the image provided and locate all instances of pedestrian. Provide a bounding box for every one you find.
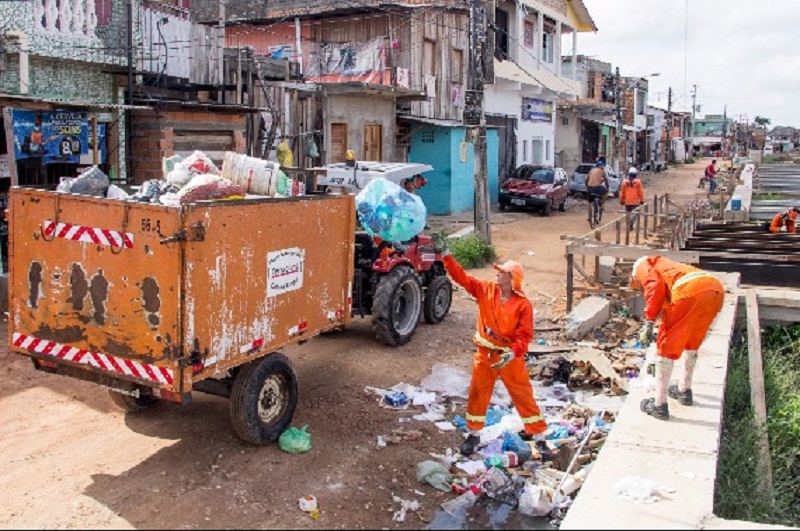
[700,159,718,192]
[434,246,547,456]
[768,207,798,233]
[619,167,644,230]
[631,256,725,420]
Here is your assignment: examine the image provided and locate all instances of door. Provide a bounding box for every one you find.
[330,123,348,163]
[363,124,383,161]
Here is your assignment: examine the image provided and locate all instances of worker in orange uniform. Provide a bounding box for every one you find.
[619,167,645,230]
[436,245,547,456]
[631,255,725,420]
[768,207,798,233]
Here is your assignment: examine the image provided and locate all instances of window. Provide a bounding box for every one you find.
[542,18,555,63]
[532,137,544,164]
[495,8,509,59]
[562,117,569,126]
[420,129,435,144]
[522,140,528,162]
[524,20,534,48]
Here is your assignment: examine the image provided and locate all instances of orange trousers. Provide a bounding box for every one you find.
[465,348,547,435]
[657,279,724,359]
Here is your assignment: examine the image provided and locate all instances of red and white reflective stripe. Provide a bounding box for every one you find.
[239,337,264,354]
[12,332,173,385]
[43,219,134,249]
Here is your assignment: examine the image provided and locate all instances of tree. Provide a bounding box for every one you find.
[754,116,771,128]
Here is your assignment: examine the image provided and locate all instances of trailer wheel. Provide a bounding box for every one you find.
[372,266,422,347]
[423,276,452,324]
[230,353,298,445]
[108,387,159,413]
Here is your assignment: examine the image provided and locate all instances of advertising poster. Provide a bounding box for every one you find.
[521,98,553,123]
[12,110,106,165]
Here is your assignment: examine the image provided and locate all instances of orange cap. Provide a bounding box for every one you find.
[493,260,525,296]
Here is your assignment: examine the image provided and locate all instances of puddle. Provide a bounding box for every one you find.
[427,499,556,530]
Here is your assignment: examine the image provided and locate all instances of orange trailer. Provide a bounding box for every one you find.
[8,188,355,444]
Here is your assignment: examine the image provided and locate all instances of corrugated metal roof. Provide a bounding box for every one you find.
[0,93,152,110]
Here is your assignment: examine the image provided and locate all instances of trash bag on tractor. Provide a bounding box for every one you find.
[355,178,427,242]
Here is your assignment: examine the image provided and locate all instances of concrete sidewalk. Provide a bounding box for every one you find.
[560,272,793,530]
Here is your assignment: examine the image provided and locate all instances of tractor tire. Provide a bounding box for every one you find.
[371,266,423,347]
[230,353,298,445]
[423,275,453,324]
[108,386,159,413]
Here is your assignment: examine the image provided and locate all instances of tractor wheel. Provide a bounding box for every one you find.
[423,276,453,324]
[230,353,298,445]
[371,266,423,346]
[108,386,159,413]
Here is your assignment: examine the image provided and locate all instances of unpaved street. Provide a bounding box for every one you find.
[0,162,709,529]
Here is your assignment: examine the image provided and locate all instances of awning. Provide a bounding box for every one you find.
[582,116,641,132]
[493,59,582,98]
[398,116,463,128]
[0,93,152,110]
[322,82,426,101]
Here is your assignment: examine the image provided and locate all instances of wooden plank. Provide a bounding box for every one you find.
[565,242,701,262]
[745,290,774,504]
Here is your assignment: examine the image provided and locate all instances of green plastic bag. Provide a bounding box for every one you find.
[416,460,452,492]
[275,170,289,196]
[278,425,312,454]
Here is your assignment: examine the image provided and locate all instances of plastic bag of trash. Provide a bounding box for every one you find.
[574,390,625,413]
[177,150,219,176]
[420,363,470,399]
[355,177,427,242]
[518,485,555,516]
[440,491,477,517]
[221,152,279,196]
[416,460,452,492]
[166,168,193,188]
[162,153,185,178]
[501,430,532,463]
[134,180,179,204]
[106,184,129,200]
[70,166,109,197]
[56,177,74,193]
[275,170,289,196]
[177,174,245,205]
[278,425,312,454]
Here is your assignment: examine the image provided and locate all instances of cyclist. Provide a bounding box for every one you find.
[586,160,610,224]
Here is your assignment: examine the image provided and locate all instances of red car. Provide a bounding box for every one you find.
[499,165,570,216]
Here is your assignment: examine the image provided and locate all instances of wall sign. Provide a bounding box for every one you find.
[522,98,553,123]
[267,247,305,297]
[12,110,106,165]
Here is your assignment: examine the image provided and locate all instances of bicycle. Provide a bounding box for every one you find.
[588,192,604,229]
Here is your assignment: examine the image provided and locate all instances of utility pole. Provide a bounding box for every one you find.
[665,87,672,163]
[125,0,134,183]
[467,0,491,243]
[690,84,697,159]
[612,67,621,175]
[722,103,728,157]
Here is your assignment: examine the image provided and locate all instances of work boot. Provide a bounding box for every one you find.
[640,398,669,420]
[460,434,481,456]
[534,440,553,462]
[668,383,693,406]
[516,430,533,442]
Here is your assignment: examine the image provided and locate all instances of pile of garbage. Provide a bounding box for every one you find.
[55,150,306,206]
[365,359,624,524]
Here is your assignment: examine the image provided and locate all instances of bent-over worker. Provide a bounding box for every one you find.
[768,207,798,233]
[437,249,547,456]
[631,256,725,420]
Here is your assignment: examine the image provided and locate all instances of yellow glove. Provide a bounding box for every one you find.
[491,349,515,370]
[639,321,655,347]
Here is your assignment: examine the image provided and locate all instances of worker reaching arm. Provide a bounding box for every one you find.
[768,207,798,233]
[435,244,546,456]
[630,256,725,420]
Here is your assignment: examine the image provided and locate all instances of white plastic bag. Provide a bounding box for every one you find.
[106,184,129,199]
[612,475,662,504]
[518,485,555,517]
[419,363,471,398]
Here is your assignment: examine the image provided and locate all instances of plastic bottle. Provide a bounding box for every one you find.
[484,451,519,468]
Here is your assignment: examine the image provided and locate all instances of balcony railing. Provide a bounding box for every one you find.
[33,0,98,38]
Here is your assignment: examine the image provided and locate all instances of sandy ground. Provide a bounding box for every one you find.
[0,160,712,529]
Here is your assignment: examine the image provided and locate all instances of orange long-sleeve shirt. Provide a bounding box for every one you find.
[769,211,797,233]
[443,255,533,358]
[634,256,703,321]
[620,178,645,206]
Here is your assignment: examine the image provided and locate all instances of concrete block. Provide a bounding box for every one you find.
[597,256,616,284]
[565,296,611,340]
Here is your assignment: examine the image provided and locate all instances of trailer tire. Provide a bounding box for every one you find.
[230,353,298,445]
[108,387,159,413]
[372,266,422,347]
[423,276,452,324]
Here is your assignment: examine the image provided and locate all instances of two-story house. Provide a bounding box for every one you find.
[487,0,595,179]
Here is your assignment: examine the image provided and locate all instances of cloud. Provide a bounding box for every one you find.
[574,0,799,126]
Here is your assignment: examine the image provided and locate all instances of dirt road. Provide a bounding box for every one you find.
[0,161,711,529]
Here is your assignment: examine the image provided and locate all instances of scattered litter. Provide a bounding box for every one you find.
[434,421,457,432]
[420,363,471,398]
[412,391,437,406]
[384,392,409,409]
[574,391,625,413]
[278,425,312,454]
[455,460,487,476]
[391,495,420,522]
[441,491,477,516]
[518,485,555,516]
[298,495,320,519]
[416,460,453,492]
[613,475,666,504]
[376,436,387,448]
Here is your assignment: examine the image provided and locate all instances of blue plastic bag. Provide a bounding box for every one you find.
[355,178,427,242]
[501,430,532,463]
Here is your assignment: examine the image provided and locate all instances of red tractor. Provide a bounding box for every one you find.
[352,232,452,346]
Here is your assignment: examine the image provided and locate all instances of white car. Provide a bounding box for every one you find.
[569,163,621,197]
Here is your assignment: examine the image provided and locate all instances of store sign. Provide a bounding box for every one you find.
[521,98,553,123]
[12,110,106,165]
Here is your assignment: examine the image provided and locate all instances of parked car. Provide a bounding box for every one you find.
[569,163,621,197]
[499,165,569,216]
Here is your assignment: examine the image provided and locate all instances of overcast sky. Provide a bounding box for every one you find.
[572,0,800,128]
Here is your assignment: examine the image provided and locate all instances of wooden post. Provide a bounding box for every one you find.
[615,219,621,244]
[644,204,649,240]
[594,230,601,284]
[91,116,99,165]
[625,211,630,245]
[745,291,774,505]
[635,207,641,245]
[653,194,659,231]
[566,253,574,311]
